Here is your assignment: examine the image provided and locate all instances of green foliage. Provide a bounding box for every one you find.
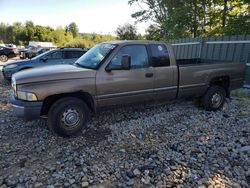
[115,24,139,40]
[145,25,163,41]
[129,0,250,40]
[231,89,250,99]
[67,22,79,38]
[65,38,94,48]
[65,34,116,48]
[0,22,116,48]
[223,13,250,35]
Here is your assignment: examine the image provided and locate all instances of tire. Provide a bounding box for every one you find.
[0,54,8,62]
[48,97,90,137]
[202,85,226,111]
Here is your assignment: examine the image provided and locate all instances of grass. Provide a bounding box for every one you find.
[231,88,250,99]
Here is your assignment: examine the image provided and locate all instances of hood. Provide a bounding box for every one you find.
[4,59,31,66]
[13,64,96,84]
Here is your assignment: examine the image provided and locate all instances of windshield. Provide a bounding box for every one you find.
[31,49,54,60]
[75,43,116,69]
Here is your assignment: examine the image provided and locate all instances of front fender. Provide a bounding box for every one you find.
[17,78,96,101]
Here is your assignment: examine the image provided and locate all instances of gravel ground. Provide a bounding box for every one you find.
[0,75,249,188]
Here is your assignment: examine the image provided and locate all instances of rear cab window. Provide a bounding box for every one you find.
[150,44,170,67]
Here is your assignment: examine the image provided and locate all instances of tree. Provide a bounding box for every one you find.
[24,21,36,42]
[12,22,26,44]
[129,0,250,39]
[67,22,79,38]
[51,28,73,47]
[0,21,116,47]
[115,23,138,40]
[145,24,162,40]
[0,23,7,43]
[128,0,194,39]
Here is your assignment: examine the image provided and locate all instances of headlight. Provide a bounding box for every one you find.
[6,64,17,69]
[11,77,37,101]
[17,91,38,101]
[11,77,17,96]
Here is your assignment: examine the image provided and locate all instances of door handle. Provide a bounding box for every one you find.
[145,73,154,78]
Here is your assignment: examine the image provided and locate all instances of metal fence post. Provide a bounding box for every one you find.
[199,39,204,59]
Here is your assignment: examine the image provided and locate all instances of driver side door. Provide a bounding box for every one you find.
[96,44,154,107]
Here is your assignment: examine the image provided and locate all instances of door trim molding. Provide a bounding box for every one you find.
[179,83,207,89]
[98,86,177,99]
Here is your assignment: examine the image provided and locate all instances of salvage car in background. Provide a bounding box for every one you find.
[25,47,51,58]
[19,46,36,59]
[2,48,87,80]
[0,46,16,62]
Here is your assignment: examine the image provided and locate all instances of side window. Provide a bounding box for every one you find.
[65,51,85,59]
[46,51,63,60]
[75,51,85,57]
[110,45,149,69]
[150,44,170,67]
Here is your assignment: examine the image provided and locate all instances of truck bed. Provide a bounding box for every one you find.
[176,59,246,98]
[177,58,236,65]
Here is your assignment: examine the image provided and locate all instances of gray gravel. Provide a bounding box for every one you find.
[0,76,249,188]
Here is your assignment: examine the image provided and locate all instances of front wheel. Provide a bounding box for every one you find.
[202,85,226,111]
[0,54,8,62]
[48,97,90,137]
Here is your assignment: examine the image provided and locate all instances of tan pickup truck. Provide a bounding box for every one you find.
[10,41,245,136]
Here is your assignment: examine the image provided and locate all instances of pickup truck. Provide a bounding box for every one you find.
[10,41,245,136]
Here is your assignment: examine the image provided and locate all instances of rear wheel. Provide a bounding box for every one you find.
[0,54,8,62]
[202,85,226,111]
[48,97,90,137]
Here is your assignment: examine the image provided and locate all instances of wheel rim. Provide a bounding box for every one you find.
[0,55,8,62]
[211,92,223,108]
[61,109,81,129]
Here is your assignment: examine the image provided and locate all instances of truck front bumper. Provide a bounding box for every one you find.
[10,96,43,120]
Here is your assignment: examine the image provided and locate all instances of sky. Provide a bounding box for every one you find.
[0,0,150,35]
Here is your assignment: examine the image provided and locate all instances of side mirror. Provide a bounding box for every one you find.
[40,57,48,62]
[105,66,112,72]
[121,55,131,70]
[105,55,131,72]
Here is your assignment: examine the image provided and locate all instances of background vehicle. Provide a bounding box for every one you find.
[26,47,51,58]
[2,48,87,80]
[10,41,245,136]
[19,46,36,59]
[4,44,18,55]
[0,46,16,62]
[19,42,57,59]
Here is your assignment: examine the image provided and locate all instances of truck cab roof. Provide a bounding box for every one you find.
[106,40,168,45]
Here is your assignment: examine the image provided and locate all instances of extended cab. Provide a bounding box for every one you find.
[10,41,245,136]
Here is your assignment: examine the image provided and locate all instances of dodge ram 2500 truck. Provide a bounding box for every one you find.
[10,41,245,136]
